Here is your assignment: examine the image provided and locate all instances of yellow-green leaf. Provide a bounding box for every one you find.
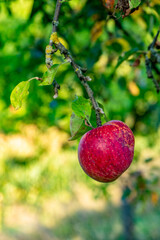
[129,0,141,9]
[10,81,30,110]
[39,64,59,86]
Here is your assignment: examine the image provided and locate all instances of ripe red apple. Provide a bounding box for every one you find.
[78,120,134,183]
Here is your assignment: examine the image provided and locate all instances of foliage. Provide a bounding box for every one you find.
[10,81,30,110]
[39,64,60,86]
[0,0,160,238]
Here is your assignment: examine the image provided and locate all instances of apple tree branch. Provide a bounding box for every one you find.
[145,27,160,93]
[47,0,102,127]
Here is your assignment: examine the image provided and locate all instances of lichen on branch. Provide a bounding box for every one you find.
[47,0,103,127]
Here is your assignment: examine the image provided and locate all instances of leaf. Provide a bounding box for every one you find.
[69,113,92,141]
[39,64,59,86]
[144,157,153,163]
[128,81,140,96]
[129,0,141,9]
[89,109,97,128]
[90,102,108,128]
[72,96,92,120]
[116,48,139,68]
[70,113,83,136]
[10,81,30,110]
[91,21,105,43]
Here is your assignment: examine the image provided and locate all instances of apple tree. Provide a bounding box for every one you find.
[8,0,160,239]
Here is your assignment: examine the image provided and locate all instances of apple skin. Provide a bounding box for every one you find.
[78,120,134,183]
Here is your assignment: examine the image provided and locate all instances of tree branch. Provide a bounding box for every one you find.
[52,80,60,99]
[145,55,160,93]
[148,27,160,50]
[52,0,62,33]
[48,0,102,127]
[145,27,160,93]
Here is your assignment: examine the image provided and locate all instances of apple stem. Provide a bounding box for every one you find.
[48,0,102,127]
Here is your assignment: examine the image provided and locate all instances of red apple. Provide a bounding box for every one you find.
[78,120,134,183]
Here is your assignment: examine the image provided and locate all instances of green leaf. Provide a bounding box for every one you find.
[72,96,92,120]
[39,64,59,86]
[69,113,92,141]
[89,102,108,128]
[89,109,97,128]
[144,157,153,163]
[129,0,141,9]
[70,113,83,136]
[10,81,30,110]
[116,48,139,68]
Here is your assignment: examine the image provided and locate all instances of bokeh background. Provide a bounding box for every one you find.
[0,0,160,239]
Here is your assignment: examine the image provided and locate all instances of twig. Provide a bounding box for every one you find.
[145,55,160,93]
[28,77,42,82]
[148,27,160,50]
[52,0,62,33]
[52,80,60,99]
[145,28,160,93]
[48,0,102,127]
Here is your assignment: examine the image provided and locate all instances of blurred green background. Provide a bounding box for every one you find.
[0,0,160,239]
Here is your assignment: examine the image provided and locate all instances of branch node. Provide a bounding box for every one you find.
[52,80,60,99]
[52,20,59,27]
[80,67,87,73]
[85,76,92,82]
[97,108,105,114]
[66,57,72,63]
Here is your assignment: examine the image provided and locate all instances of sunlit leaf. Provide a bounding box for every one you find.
[10,81,30,110]
[39,64,59,86]
[72,96,92,120]
[91,21,105,43]
[10,0,34,20]
[128,81,140,96]
[129,0,141,9]
[69,0,86,11]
